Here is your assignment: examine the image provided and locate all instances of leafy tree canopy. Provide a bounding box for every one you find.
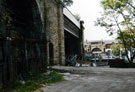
[96,0,135,63]
[111,44,124,56]
[117,30,135,49]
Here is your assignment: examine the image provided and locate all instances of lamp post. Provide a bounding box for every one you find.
[94,54,97,67]
[120,47,121,59]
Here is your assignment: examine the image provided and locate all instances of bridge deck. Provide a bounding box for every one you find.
[63,8,81,38]
[63,8,80,29]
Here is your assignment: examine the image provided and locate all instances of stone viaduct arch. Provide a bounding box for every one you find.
[0,0,47,88]
[0,0,84,88]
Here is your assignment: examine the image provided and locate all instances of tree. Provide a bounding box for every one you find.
[63,0,73,6]
[111,44,124,56]
[117,29,135,60]
[96,0,135,64]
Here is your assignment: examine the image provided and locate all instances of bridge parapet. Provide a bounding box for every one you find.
[63,8,82,38]
[63,8,80,29]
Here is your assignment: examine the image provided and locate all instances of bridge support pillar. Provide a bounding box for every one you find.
[45,0,65,65]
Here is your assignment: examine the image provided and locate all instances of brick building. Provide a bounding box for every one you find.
[84,40,118,54]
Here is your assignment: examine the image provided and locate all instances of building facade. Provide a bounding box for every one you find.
[84,40,117,54]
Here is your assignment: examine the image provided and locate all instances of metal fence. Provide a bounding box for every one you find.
[0,38,47,89]
[0,0,48,89]
[0,64,3,89]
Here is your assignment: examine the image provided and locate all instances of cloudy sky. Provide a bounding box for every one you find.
[68,0,116,41]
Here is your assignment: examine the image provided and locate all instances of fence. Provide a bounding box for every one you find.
[0,38,47,89]
[0,0,48,89]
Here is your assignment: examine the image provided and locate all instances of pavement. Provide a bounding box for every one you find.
[37,66,135,92]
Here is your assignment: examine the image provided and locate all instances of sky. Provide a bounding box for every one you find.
[68,0,116,41]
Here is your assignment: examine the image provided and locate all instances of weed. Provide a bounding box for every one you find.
[10,71,64,92]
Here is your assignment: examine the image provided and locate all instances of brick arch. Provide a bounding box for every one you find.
[92,48,102,52]
[91,44,105,53]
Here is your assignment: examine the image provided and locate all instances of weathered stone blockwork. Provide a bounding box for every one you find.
[45,0,65,65]
[37,0,85,65]
[0,0,48,89]
[37,0,65,65]
[0,0,84,89]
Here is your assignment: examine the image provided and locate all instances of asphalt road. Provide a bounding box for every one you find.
[38,66,135,92]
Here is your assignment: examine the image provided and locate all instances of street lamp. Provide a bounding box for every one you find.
[120,47,122,59]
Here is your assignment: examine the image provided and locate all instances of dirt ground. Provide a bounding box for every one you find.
[38,66,135,92]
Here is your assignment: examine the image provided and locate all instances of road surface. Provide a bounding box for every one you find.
[37,66,135,92]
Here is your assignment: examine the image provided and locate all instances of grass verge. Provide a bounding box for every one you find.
[10,71,64,92]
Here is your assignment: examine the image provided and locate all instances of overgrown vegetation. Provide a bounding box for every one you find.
[73,14,81,21]
[96,0,135,64]
[111,44,125,56]
[7,71,64,92]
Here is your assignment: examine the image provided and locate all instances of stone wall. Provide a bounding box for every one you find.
[36,0,85,65]
[0,0,84,88]
[37,0,65,65]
